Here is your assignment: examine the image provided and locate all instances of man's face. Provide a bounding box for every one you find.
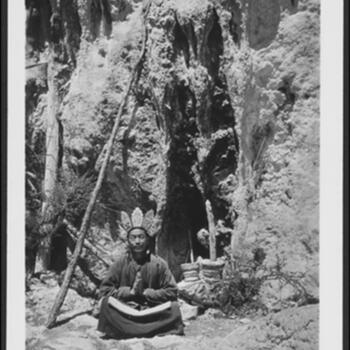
[128,228,149,253]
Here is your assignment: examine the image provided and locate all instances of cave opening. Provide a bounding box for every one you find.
[162,176,209,263]
[159,82,210,278]
[159,70,240,278]
[161,170,210,279]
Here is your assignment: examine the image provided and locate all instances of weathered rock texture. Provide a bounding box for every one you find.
[26,0,319,308]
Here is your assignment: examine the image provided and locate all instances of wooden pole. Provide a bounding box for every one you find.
[46,3,152,328]
[65,236,102,287]
[64,223,111,267]
[205,200,216,261]
[63,220,108,253]
[187,230,194,263]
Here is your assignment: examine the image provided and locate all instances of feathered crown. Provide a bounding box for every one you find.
[118,207,157,240]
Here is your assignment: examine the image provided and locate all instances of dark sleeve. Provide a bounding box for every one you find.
[143,259,178,304]
[99,258,132,300]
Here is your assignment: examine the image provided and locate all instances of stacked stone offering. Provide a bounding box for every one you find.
[200,259,225,281]
[180,262,200,282]
[178,260,228,308]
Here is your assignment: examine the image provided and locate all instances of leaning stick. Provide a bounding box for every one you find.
[205,200,216,261]
[65,227,111,267]
[65,235,102,287]
[63,219,109,256]
[46,6,151,328]
[55,307,94,327]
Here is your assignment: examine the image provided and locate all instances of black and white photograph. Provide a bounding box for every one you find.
[6,0,345,349]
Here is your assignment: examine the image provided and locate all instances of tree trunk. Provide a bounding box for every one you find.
[34,0,81,272]
[35,58,61,272]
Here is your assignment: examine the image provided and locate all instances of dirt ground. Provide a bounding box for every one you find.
[26,278,318,350]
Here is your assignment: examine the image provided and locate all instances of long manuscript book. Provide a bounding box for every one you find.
[108,297,171,317]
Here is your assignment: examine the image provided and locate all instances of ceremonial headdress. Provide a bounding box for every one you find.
[118,207,157,240]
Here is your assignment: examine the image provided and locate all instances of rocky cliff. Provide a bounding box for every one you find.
[26,0,319,308]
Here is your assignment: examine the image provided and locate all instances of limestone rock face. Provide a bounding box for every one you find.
[26,0,319,307]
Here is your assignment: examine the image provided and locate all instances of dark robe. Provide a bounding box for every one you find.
[97,252,184,339]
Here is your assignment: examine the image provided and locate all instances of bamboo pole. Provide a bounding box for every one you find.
[205,200,216,261]
[46,3,152,328]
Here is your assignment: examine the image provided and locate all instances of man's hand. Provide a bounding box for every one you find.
[113,286,132,299]
[131,269,143,295]
[142,288,157,300]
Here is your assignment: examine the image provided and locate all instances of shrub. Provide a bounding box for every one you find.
[220,247,317,316]
[221,248,267,316]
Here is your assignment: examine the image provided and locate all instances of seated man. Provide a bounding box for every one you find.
[97,208,184,339]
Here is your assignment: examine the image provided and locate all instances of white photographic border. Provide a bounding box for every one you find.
[7,0,344,348]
